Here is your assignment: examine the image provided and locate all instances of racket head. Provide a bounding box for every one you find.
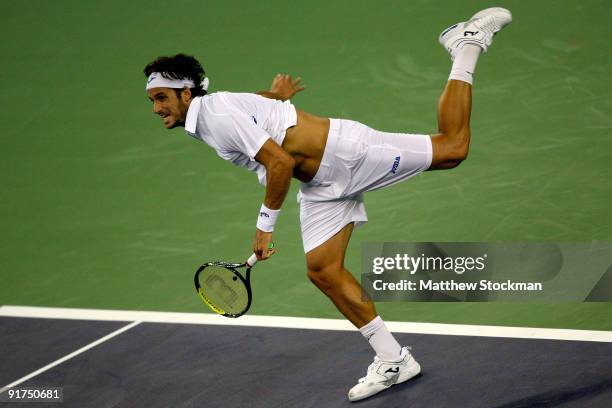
[194,261,252,318]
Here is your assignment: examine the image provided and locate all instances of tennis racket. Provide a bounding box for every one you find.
[194,253,259,318]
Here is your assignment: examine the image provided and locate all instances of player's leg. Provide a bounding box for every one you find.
[430,7,512,169]
[305,222,377,328]
[304,220,421,402]
[303,210,404,359]
[429,78,473,169]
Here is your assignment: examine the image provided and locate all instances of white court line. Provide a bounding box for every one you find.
[1,305,612,343]
[0,320,141,394]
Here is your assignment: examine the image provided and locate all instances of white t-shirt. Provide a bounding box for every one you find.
[184,92,297,185]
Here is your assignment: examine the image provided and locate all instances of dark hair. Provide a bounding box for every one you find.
[143,53,207,97]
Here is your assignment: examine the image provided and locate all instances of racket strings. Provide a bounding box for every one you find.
[198,265,249,314]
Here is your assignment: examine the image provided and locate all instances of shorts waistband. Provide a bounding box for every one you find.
[309,118,341,185]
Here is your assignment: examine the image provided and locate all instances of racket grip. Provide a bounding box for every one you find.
[247,253,258,267]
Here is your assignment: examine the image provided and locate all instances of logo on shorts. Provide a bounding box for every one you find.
[390,156,401,174]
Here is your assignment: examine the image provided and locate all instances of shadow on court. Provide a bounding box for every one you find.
[1,317,611,408]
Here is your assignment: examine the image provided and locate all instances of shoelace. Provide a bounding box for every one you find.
[474,16,498,33]
[357,357,381,383]
[357,348,412,384]
[357,347,413,383]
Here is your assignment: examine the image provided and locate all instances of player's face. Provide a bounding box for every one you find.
[147,87,190,129]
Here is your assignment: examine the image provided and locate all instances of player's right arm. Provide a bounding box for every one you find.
[252,139,295,260]
[255,139,295,210]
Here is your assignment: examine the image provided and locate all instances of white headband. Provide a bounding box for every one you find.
[146,72,209,91]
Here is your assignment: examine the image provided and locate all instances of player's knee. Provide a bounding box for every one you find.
[443,131,470,167]
[456,140,470,162]
[449,144,469,167]
[450,129,470,162]
[431,130,470,169]
[307,262,342,291]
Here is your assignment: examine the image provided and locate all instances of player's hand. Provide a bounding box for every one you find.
[253,229,276,261]
[270,74,305,101]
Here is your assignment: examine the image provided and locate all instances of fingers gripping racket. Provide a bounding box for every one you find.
[193,254,260,318]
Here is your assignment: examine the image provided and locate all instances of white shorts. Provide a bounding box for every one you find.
[298,118,432,253]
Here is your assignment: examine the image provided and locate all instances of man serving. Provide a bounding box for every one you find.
[144,7,512,401]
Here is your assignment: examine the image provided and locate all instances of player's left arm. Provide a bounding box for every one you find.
[252,139,295,260]
[257,74,305,101]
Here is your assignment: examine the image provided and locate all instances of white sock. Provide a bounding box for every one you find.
[448,44,482,85]
[359,316,402,361]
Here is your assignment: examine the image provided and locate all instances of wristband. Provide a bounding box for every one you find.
[256,204,280,232]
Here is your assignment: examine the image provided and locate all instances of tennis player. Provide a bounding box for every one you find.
[145,7,511,401]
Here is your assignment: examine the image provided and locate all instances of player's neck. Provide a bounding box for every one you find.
[177,98,194,127]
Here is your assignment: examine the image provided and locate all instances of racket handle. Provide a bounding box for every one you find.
[247,253,258,267]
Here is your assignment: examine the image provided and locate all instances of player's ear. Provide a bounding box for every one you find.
[181,87,192,103]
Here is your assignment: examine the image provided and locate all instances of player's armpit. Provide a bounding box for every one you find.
[255,138,295,170]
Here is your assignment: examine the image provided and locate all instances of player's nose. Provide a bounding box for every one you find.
[153,102,163,115]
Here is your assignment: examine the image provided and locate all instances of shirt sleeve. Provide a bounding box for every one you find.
[209,113,271,161]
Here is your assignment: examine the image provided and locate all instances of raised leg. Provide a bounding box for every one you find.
[429,78,473,169]
[431,7,513,170]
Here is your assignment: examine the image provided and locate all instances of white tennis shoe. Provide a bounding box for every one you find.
[439,7,513,60]
[348,346,421,402]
